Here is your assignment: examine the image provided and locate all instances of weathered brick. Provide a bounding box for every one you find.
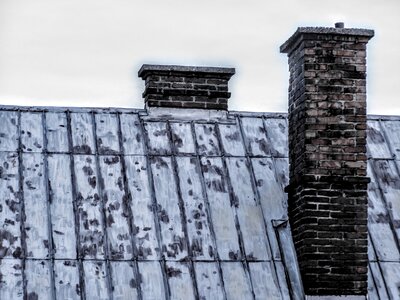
[281,24,373,296]
[138,64,234,110]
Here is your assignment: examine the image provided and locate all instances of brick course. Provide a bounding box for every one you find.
[138,64,235,110]
[281,25,374,295]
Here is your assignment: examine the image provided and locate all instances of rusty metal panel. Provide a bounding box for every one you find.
[367,161,400,261]
[120,113,145,155]
[380,262,400,299]
[176,156,215,260]
[144,122,171,155]
[372,159,400,241]
[218,122,245,156]
[194,262,225,300]
[0,152,21,258]
[249,262,282,300]
[221,262,253,300]
[110,261,139,300]
[138,261,166,300]
[381,120,400,159]
[46,112,69,153]
[74,155,105,259]
[367,120,391,159]
[200,157,241,260]
[0,111,19,151]
[170,122,196,154]
[166,261,196,300]
[124,156,160,260]
[23,153,49,258]
[48,154,77,259]
[263,118,288,157]
[252,157,286,259]
[83,260,109,300]
[54,260,81,300]
[226,157,271,260]
[150,156,188,260]
[25,259,52,300]
[0,259,23,299]
[240,117,269,156]
[71,113,95,154]
[99,155,132,260]
[194,123,221,156]
[95,113,120,154]
[21,112,44,152]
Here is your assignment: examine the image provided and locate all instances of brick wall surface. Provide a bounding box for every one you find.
[138,64,235,110]
[281,26,374,295]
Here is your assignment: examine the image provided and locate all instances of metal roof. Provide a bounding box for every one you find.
[0,105,399,299]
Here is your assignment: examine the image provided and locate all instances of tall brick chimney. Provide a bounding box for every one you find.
[280,24,374,296]
[138,64,235,110]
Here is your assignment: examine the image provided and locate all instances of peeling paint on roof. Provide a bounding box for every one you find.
[0,105,399,299]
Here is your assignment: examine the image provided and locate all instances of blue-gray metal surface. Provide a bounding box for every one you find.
[0,105,399,299]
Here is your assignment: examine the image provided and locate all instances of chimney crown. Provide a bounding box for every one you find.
[138,64,235,110]
[280,26,374,55]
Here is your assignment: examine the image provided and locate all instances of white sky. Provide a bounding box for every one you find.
[0,0,399,114]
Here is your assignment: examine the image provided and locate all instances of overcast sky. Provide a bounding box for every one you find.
[0,0,399,115]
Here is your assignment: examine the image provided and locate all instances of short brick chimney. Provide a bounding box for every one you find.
[138,64,235,110]
[280,25,374,296]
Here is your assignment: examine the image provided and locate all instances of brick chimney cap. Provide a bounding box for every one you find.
[138,64,235,79]
[280,26,374,54]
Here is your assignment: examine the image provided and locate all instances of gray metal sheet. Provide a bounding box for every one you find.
[138,261,166,300]
[120,113,145,155]
[372,159,400,241]
[110,261,139,300]
[144,122,171,155]
[25,259,52,300]
[367,120,391,159]
[83,260,109,300]
[21,112,44,153]
[226,157,271,260]
[48,154,77,259]
[381,120,400,159]
[176,156,215,260]
[380,262,400,299]
[263,118,288,157]
[369,262,389,300]
[54,260,81,300]
[194,262,225,300]
[74,155,105,259]
[166,261,196,300]
[221,262,253,300]
[23,153,49,258]
[252,157,287,259]
[367,161,400,261]
[71,113,95,154]
[45,112,69,153]
[124,156,160,260]
[150,156,188,260]
[95,113,120,154]
[249,262,282,300]
[0,111,19,151]
[170,122,196,154]
[0,258,23,300]
[99,155,132,260]
[240,117,269,156]
[194,123,221,156]
[218,122,245,156]
[0,152,21,258]
[200,157,241,260]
